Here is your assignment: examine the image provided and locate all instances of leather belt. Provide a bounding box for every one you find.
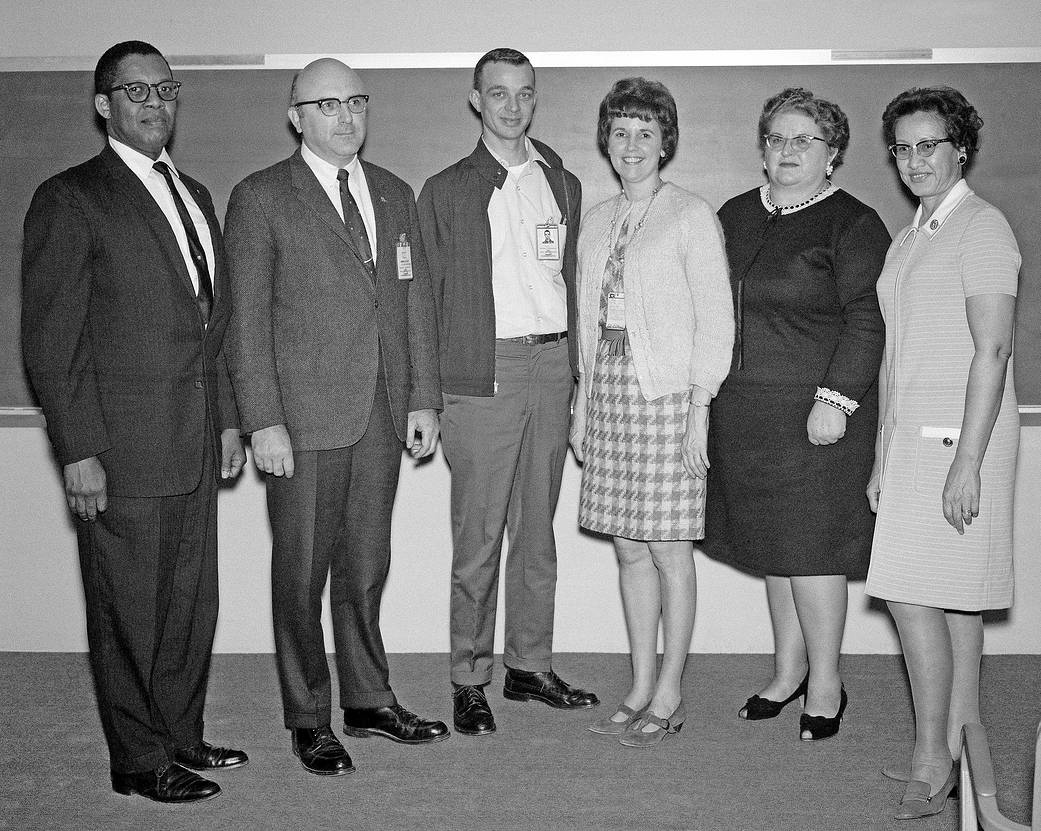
[497,331,567,345]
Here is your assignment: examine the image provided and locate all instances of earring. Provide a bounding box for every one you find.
[826,164,834,177]
[762,160,768,171]
[958,154,967,165]
[660,150,666,159]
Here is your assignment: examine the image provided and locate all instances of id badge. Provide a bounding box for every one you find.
[396,233,413,280]
[605,292,626,330]
[536,223,560,260]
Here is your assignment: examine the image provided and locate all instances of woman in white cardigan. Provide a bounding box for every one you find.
[570,77,734,747]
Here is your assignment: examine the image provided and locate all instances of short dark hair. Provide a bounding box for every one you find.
[757,87,850,171]
[596,77,679,165]
[882,86,983,158]
[473,48,533,90]
[94,40,167,95]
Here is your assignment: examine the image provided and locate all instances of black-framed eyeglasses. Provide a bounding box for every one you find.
[888,138,953,160]
[107,80,182,103]
[293,95,369,117]
[763,133,828,152]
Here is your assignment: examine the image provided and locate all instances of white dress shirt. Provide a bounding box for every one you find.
[300,142,378,263]
[485,137,567,338]
[108,136,214,294]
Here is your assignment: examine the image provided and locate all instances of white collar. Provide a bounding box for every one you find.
[911,179,972,238]
[301,141,361,183]
[483,136,545,172]
[108,136,176,181]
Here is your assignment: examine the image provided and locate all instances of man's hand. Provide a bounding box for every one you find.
[220,428,246,479]
[63,456,107,521]
[807,401,847,445]
[406,408,439,458]
[251,424,295,477]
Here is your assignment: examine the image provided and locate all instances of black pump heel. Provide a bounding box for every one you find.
[739,674,808,720]
[799,686,848,741]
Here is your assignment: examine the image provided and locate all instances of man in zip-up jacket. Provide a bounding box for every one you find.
[418,48,598,737]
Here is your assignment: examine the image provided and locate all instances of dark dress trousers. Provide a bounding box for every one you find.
[21,146,237,774]
[224,150,441,728]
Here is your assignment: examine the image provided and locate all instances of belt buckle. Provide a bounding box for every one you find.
[523,334,538,345]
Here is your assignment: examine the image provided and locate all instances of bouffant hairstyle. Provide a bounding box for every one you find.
[882,86,983,159]
[596,77,679,165]
[757,87,850,171]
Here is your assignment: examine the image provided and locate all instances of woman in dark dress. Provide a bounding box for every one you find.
[703,88,890,740]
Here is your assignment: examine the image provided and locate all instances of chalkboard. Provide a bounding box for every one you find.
[2,63,1037,407]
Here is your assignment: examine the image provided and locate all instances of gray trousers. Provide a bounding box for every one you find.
[268,373,400,728]
[440,338,573,686]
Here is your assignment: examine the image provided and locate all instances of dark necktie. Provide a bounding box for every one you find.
[153,160,214,324]
[336,168,375,278]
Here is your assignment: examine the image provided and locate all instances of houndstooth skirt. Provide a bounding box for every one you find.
[578,346,705,541]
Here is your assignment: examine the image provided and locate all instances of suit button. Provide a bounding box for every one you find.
[942,437,953,447]
[194,379,204,389]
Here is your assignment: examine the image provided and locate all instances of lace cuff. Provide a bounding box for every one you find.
[814,386,858,416]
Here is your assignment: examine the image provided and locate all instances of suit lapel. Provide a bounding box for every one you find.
[179,173,232,333]
[99,146,197,300]
[288,151,370,272]
[362,161,389,284]
[181,175,223,291]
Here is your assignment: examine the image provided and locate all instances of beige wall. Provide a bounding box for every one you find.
[2,0,1038,654]
[3,0,1041,58]
[3,425,1039,654]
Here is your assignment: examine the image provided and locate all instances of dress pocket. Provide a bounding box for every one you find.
[912,426,961,497]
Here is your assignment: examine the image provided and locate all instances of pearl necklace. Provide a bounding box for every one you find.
[763,180,832,214]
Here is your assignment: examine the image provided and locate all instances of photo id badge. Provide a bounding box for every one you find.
[396,233,413,280]
[605,292,626,330]
[536,224,560,260]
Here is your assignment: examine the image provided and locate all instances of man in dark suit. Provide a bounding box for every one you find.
[224,58,446,776]
[21,40,247,804]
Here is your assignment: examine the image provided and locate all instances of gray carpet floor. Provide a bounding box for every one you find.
[1,653,1037,831]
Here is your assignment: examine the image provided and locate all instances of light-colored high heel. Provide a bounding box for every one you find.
[618,702,686,748]
[588,703,645,735]
[893,763,958,820]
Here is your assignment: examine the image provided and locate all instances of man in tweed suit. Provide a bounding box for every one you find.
[224,58,447,776]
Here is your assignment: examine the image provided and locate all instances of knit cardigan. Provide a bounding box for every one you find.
[577,183,735,401]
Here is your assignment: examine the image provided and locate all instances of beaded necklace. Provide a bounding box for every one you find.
[609,180,667,262]
[762,179,833,215]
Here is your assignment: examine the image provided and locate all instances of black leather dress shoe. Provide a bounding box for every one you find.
[174,740,249,771]
[503,668,600,710]
[291,726,355,776]
[343,703,450,744]
[452,685,496,736]
[111,762,221,803]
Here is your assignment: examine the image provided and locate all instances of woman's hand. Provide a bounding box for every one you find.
[942,456,981,535]
[570,382,587,463]
[866,461,881,513]
[807,401,846,445]
[682,403,710,479]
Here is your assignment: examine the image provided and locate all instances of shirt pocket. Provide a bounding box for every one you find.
[912,426,960,497]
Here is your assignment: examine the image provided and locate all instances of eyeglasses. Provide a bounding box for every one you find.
[763,133,828,152]
[293,95,370,117]
[107,81,182,103]
[888,138,953,160]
